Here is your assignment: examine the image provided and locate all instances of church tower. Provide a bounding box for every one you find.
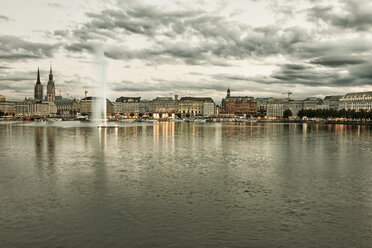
[34,68,43,101]
[47,65,55,102]
[227,87,231,97]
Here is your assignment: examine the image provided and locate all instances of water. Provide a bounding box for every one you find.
[0,121,371,248]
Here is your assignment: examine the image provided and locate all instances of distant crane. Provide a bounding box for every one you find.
[282,91,292,100]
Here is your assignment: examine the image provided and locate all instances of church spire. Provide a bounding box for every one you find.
[227,86,231,97]
[36,67,41,84]
[47,64,56,102]
[49,64,53,81]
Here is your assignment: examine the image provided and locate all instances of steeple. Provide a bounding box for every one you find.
[47,65,56,102]
[34,67,43,101]
[36,67,41,84]
[227,86,231,97]
[48,65,54,83]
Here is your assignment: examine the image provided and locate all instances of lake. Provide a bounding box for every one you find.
[0,121,371,248]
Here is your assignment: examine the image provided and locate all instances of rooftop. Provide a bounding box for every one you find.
[341,91,372,100]
[224,96,255,102]
[179,97,214,102]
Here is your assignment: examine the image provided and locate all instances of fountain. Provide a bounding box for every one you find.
[93,46,118,129]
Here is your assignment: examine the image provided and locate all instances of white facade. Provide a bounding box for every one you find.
[29,102,57,117]
[203,102,215,116]
[114,102,140,114]
[339,92,372,111]
[266,99,289,117]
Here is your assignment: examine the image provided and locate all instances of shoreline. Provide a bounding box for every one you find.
[1,117,372,126]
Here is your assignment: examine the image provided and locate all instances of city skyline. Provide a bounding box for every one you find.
[1,0,372,101]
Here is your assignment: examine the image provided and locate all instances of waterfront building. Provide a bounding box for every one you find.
[29,101,57,117]
[0,95,5,102]
[266,98,289,117]
[114,97,141,114]
[149,97,178,114]
[34,68,43,101]
[0,100,15,115]
[221,88,257,116]
[339,91,372,111]
[256,98,269,117]
[139,100,150,114]
[55,96,79,117]
[79,97,114,116]
[46,66,56,103]
[14,99,33,116]
[178,97,215,117]
[303,97,323,110]
[322,95,342,110]
[288,100,304,117]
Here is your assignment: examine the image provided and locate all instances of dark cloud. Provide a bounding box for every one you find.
[0,65,11,70]
[53,30,70,38]
[309,0,372,31]
[110,78,227,93]
[63,3,315,66]
[0,15,10,21]
[215,61,372,89]
[47,2,64,8]
[0,36,60,61]
[310,55,367,67]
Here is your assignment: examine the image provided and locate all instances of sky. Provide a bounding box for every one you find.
[1,0,372,102]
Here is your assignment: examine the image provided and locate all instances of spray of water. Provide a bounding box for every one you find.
[92,45,107,125]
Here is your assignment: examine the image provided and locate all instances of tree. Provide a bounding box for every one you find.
[176,113,182,118]
[283,109,292,118]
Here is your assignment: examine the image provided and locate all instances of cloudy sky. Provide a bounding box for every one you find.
[1,0,372,102]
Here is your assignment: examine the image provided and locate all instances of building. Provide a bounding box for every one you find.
[55,96,79,117]
[29,101,57,117]
[266,98,289,117]
[0,95,5,102]
[303,97,323,110]
[34,68,43,101]
[0,100,15,115]
[178,97,215,117]
[46,66,56,102]
[79,97,114,116]
[256,98,269,117]
[149,97,178,114]
[14,99,33,116]
[221,88,257,116]
[339,91,372,111]
[139,100,150,114]
[322,95,342,110]
[288,100,304,117]
[114,97,141,114]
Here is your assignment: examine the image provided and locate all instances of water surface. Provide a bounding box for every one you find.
[0,121,371,248]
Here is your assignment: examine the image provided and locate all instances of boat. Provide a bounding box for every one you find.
[142,119,158,122]
[120,119,135,123]
[47,118,62,122]
[243,119,257,123]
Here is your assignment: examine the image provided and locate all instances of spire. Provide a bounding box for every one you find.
[36,67,41,84]
[49,64,53,80]
[227,86,231,97]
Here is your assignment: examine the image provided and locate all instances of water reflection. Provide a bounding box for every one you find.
[0,122,371,248]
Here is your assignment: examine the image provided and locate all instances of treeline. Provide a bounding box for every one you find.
[296,109,372,119]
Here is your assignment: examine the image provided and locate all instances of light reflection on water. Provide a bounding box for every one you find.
[0,121,371,248]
